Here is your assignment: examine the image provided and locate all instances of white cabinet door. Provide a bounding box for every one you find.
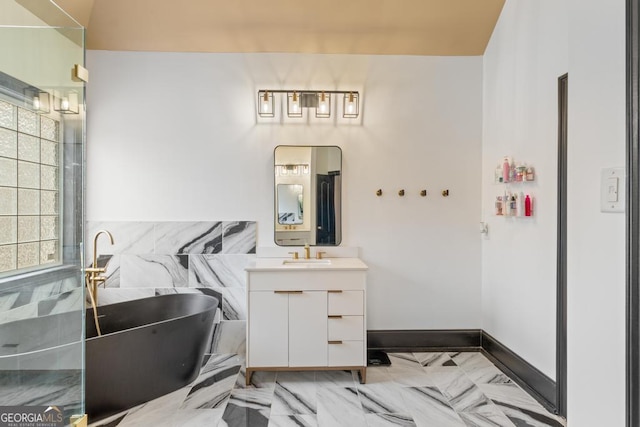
[288,291,328,367]
[248,291,289,367]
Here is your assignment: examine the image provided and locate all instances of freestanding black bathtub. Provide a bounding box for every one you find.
[85,293,218,421]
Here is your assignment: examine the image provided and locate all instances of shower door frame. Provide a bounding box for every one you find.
[627,0,640,425]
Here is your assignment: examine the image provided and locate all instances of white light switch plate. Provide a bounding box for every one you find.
[601,167,625,213]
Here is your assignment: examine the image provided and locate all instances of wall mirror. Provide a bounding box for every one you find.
[274,145,342,246]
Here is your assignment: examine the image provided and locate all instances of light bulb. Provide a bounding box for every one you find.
[346,93,356,114]
[291,92,299,112]
[33,96,40,110]
[261,92,270,113]
[61,97,69,111]
[319,92,327,113]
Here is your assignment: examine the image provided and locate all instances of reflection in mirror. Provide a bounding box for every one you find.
[277,184,304,225]
[274,146,342,246]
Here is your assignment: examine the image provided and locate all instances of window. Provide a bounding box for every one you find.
[0,98,60,274]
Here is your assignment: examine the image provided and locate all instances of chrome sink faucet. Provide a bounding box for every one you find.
[85,230,114,305]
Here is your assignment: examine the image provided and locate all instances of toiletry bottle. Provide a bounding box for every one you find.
[504,192,511,216]
[525,195,532,216]
[517,192,525,216]
[526,167,535,181]
[509,161,516,183]
[495,165,502,183]
[496,196,503,215]
[510,194,516,213]
[502,157,510,183]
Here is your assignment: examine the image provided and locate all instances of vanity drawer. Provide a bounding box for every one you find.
[328,291,363,315]
[328,316,364,341]
[328,340,365,366]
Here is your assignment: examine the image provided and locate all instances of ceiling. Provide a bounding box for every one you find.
[52,0,505,56]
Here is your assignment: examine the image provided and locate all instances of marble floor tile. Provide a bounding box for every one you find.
[464,364,513,386]
[220,389,272,427]
[365,413,417,427]
[414,352,457,367]
[79,350,564,427]
[401,386,466,427]
[271,380,317,415]
[315,370,357,388]
[236,367,277,390]
[449,352,494,372]
[457,403,515,427]
[387,352,422,369]
[180,364,240,410]
[171,409,224,426]
[267,415,318,427]
[389,366,437,387]
[357,382,409,414]
[478,384,565,427]
[435,367,492,413]
[363,366,395,385]
[117,388,190,427]
[316,386,366,427]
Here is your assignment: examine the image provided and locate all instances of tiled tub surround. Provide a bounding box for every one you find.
[87,351,565,427]
[86,221,256,354]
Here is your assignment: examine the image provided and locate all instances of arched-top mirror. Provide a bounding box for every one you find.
[274,145,342,246]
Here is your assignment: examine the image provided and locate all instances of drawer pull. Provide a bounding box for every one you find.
[328,340,343,344]
[274,290,303,294]
[328,315,343,319]
[328,290,343,293]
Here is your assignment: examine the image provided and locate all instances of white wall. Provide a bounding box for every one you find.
[567,0,626,424]
[86,52,483,330]
[482,0,568,380]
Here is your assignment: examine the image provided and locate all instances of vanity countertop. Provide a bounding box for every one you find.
[246,257,368,272]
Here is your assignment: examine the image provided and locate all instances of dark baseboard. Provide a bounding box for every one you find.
[367,329,481,352]
[480,331,557,414]
[367,329,557,414]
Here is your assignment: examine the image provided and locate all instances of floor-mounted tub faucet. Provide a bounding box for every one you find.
[85,230,114,306]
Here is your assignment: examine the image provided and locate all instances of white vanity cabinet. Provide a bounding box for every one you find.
[245,258,368,385]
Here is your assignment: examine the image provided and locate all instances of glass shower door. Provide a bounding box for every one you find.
[0,1,86,425]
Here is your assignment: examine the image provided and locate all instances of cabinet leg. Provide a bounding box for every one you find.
[245,369,253,386]
[358,367,366,384]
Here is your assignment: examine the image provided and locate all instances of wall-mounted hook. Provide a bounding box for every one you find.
[442,189,449,197]
[420,190,427,197]
[398,189,405,197]
[376,189,383,196]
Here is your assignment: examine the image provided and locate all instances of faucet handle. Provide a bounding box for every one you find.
[288,251,299,260]
[316,251,326,260]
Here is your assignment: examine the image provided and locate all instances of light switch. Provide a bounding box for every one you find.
[601,168,625,213]
[607,177,619,202]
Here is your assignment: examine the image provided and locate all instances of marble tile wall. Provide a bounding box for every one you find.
[86,221,257,355]
[0,274,82,325]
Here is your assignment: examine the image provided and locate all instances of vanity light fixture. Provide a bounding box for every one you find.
[276,163,310,176]
[287,91,302,118]
[257,90,360,119]
[53,90,79,114]
[24,87,51,113]
[316,91,330,118]
[343,92,359,118]
[258,90,275,117]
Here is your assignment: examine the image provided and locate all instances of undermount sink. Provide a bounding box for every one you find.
[282,259,332,265]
